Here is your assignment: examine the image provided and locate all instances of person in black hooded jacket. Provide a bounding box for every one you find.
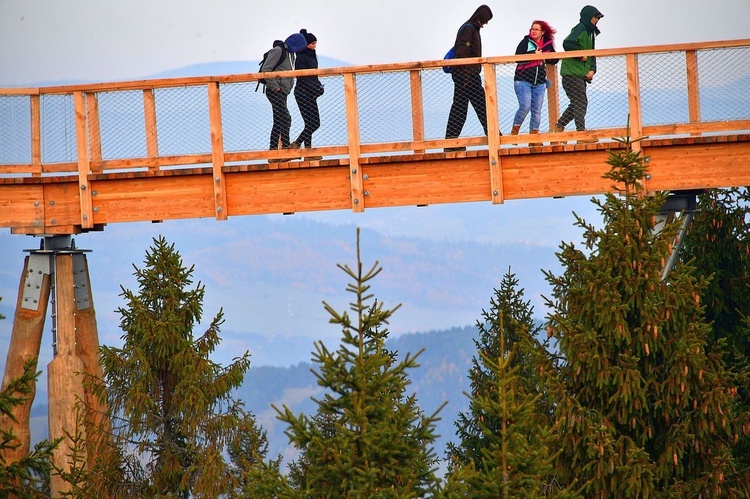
[292,29,325,160]
[444,4,493,152]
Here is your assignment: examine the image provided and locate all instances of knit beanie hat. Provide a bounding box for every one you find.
[300,29,317,44]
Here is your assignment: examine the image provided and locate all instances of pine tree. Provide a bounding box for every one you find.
[276,229,444,497]
[544,139,748,496]
[0,359,59,497]
[83,236,255,497]
[444,270,560,496]
[680,188,750,463]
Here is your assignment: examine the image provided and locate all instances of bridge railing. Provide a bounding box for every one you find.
[1,39,749,178]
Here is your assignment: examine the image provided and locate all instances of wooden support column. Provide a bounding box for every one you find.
[344,73,364,213]
[0,255,51,470]
[483,63,503,205]
[71,253,109,469]
[208,82,228,221]
[409,70,425,154]
[48,254,87,496]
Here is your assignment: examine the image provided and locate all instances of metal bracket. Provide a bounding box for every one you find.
[72,253,91,310]
[21,253,51,311]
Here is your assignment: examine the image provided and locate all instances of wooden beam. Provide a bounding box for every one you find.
[207,82,228,220]
[86,92,102,167]
[30,95,41,177]
[626,53,644,152]
[143,88,159,174]
[546,63,560,129]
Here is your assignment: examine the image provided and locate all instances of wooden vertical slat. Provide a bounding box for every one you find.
[86,92,102,169]
[207,82,228,221]
[30,95,41,177]
[626,53,643,153]
[73,91,94,229]
[546,63,560,130]
[686,50,701,127]
[344,73,364,213]
[143,89,159,174]
[409,70,425,154]
[483,63,503,205]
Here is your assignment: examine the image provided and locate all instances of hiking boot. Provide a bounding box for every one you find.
[282,144,301,159]
[510,124,521,135]
[550,124,565,145]
[529,129,542,146]
[444,147,466,153]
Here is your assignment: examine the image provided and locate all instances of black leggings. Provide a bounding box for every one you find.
[294,91,321,148]
[266,90,291,149]
[558,76,589,131]
[445,73,488,139]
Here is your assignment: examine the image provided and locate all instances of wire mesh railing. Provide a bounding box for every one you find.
[1,39,749,177]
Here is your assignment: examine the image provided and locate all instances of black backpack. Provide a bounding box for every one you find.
[256,40,287,92]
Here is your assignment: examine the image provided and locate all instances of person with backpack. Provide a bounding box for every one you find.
[291,29,325,161]
[551,5,604,144]
[260,36,304,162]
[444,4,493,153]
[510,20,558,144]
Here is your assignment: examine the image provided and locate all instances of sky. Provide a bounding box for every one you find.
[1,0,749,87]
[1,0,749,368]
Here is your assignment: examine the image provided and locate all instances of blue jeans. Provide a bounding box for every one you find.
[513,80,546,131]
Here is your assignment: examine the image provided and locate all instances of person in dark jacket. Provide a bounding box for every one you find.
[552,5,603,144]
[511,20,558,141]
[292,29,325,160]
[444,5,493,152]
[260,39,298,162]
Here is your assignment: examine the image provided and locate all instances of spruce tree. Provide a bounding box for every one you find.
[544,139,748,495]
[680,188,750,463]
[276,229,444,497]
[445,270,560,496]
[85,236,255,497]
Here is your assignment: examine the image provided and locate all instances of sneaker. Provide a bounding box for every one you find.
[444,147,466,153]
[550,124,565,145]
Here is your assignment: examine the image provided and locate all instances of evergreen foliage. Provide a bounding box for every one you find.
[445,270,561,496]
[275,229,444,497]
[80,236,259,497]
[0,359,59,497]
[543,138,748,495]
[680,187,750,472]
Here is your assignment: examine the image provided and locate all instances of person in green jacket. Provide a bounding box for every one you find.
[552,5,603,144]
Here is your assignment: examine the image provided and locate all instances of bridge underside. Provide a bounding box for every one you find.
[2,134,748,236]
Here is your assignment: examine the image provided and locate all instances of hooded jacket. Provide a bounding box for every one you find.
[260,43,295,94]
[453,5,493,76]
[294,47,324,97]
[561,5,603,78]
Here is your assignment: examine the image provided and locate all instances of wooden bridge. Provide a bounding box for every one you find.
[1,39,749,494]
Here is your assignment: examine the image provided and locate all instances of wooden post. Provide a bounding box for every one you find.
[409,70,425,154]
[546,63,560,130]
[144,89,159,174]
[74,91,94,229]
[685,50,701,135]
[31,95,41,177]
[0,255,51,472]
[483,63,503,205]
[344,73,364,213]
[208,82,228,221]
[86,92,102,170]
[626,53,644,152]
